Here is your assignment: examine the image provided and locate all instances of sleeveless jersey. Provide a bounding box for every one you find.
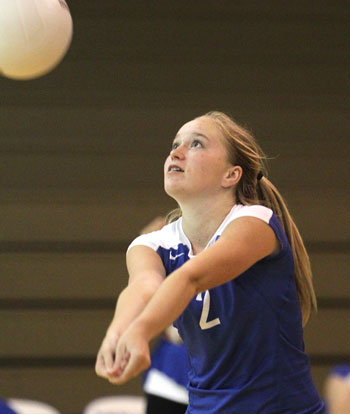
[128,204,326,414]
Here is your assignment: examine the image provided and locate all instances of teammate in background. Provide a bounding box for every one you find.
[0,401,16,414]
[139,217,189,414]
[324,365,350,414]
[96,111,326,413]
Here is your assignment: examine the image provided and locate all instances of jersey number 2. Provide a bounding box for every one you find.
[196,290,221,330]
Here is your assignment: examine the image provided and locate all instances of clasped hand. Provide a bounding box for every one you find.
[95,324,151,385]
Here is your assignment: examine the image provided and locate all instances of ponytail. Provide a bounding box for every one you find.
[257,176,317,326]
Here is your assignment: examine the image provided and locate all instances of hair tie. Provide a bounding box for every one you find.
[257,171,264,181]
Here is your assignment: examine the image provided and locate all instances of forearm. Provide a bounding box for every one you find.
[130,267,197,342]
[96,244,165,379]
[107,279,161,336]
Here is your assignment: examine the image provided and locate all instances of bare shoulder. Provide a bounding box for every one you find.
[220,215,279,257]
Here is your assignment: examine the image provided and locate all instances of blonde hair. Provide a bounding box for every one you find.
[167,111,317,326]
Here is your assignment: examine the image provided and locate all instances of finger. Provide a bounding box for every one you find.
[112,353,149,385]
[103,346,115,372]
[95,354,108,378]
[108,341,127,377]
[110,350,150,385]
[114,351,130,374]
[107,354,130,380]
[120,352,130,370]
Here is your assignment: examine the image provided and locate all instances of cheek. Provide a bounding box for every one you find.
[196,156,224,176]
[164,156,170,173]
[191,154,208,173]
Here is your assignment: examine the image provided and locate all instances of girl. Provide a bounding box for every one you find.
[96,111,326,414]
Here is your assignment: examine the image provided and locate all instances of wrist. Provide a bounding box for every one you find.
[106,321,122,340]
[129,317,155,343]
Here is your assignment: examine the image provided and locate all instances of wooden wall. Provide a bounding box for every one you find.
[1,2,349,413]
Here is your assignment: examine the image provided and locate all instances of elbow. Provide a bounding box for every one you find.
[183,264,203,297]
[191,280,204,296]
[128,277,162,304]
[141,280,161,303]
[182,255,222,295]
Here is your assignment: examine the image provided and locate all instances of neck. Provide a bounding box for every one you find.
[178,194,237,255]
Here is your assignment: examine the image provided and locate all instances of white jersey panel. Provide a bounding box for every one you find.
[127,204,274,255]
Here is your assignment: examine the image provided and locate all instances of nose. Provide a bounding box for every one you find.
[170,144,185,160]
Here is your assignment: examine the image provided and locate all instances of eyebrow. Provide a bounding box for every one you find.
[173,132,209,141]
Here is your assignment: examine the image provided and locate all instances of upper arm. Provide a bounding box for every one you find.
[220,215,279,267]
[126,245,166,290]
[183,216,279,293]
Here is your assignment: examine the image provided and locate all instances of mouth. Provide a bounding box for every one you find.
[168,165,184,172]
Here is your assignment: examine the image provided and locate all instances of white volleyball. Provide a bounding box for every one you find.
[0,0,73,80]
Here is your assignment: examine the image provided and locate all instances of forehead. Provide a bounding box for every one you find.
[176,116,222,140]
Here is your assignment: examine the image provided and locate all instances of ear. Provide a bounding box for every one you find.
[222,165,242,188]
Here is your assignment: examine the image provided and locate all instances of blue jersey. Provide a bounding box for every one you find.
[128,204,326,414]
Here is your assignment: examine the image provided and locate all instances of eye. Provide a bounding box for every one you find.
[171,142,179,150]
[192,140,203,148]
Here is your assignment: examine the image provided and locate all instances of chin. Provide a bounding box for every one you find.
[164,182,186,200]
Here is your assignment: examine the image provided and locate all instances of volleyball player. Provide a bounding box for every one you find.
[96,111,326,413]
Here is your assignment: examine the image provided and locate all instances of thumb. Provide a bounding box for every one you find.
[108,340,129,378]
[111,346,150,385]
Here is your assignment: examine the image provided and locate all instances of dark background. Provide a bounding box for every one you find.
[1,1,349,413]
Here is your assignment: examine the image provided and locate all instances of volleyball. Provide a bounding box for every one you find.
[0,0,73,80]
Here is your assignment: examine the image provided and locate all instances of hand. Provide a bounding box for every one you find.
[106,324,151,385]
[95,330,120,380]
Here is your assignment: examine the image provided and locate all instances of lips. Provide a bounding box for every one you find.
[168,164,184,172]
